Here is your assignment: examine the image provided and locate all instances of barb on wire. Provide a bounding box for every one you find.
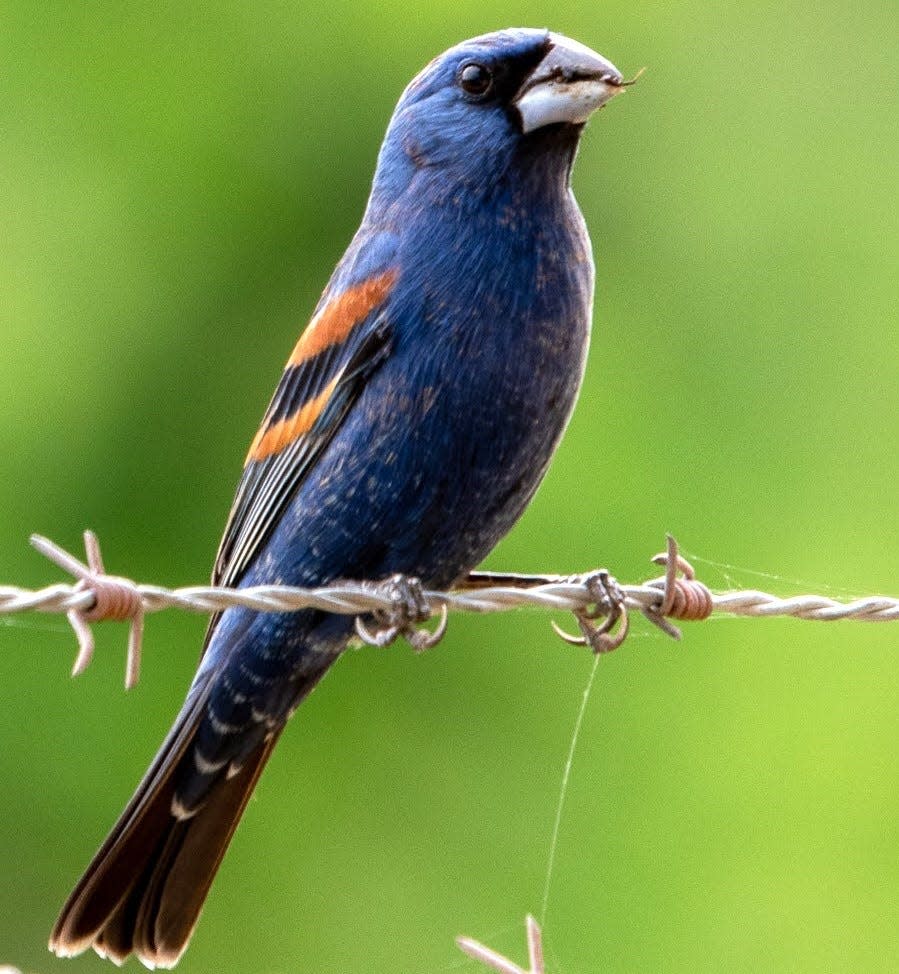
[30,532,145,689]
[0,531,893,690]
[457,915,545,974]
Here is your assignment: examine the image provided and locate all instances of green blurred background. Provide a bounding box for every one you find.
[2,1,897,971]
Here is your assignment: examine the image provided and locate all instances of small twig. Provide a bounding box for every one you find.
[457,916,545,974]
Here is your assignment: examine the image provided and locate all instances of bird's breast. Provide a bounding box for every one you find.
[349,200,593,582]
[252,196,595,593]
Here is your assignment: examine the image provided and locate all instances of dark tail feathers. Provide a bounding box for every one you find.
[50,684,281,968]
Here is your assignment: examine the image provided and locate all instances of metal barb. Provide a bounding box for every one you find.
[457,915,546,974]
[30,530,145,689]
[644,534,713,636]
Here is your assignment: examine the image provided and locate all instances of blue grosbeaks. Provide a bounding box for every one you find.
[50,28,625,966]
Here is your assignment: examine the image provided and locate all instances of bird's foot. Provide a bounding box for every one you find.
[551,568,629,654]
[354,574,449,652]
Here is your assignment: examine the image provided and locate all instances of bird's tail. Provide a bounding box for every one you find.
[49,660,331,968]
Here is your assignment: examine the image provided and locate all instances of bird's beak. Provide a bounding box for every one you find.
[513,34,624,134]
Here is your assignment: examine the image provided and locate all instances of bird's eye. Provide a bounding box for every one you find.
[459,62,493,96]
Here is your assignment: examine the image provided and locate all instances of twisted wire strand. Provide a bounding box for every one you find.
[5,581,897,622]
[8,540,896,622]
[3,531,896,688]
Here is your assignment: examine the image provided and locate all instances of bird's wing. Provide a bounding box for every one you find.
[206,267,399,637]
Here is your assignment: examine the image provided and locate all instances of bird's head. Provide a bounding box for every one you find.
[370,29,624,207]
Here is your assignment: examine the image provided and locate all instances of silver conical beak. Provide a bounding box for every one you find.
[513,34,624,133]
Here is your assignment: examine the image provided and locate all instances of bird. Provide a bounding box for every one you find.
[49,27,626,967]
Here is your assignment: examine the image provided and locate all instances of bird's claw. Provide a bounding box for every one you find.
[354,574,449,652]
[551,569,629,654]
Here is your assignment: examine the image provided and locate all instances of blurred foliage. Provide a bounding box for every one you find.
[1,2,898,972]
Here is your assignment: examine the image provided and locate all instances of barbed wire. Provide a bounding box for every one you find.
[2,531,897,689]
